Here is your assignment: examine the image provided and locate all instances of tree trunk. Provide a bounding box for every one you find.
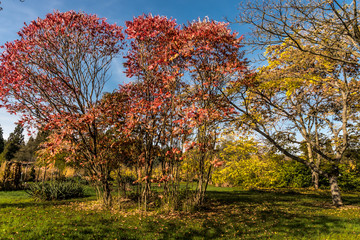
[328,174,343,207]
[142,180,151,212]
[313,172,319,190]
[307,143,319,189]
[43,167,47,182]
[35,167,40,182]
[13,162,21,189]
[101,178,112,208]
[194,154,205,206]
[195,176,203,205]
[314,127,321,190]
[202,165,212,203]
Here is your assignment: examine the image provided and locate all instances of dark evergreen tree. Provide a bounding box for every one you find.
[2,124,25,161]
[0,125,4,154]
[15,130,48,162]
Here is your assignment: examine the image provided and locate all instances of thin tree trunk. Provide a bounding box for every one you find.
[314,122,321,190]
[142,159,153,212]
[202,165,212,203]
[43,167,47,182]
[142,180,151,212]
[307,143,319,189]
[102,177,112,208]
[195,154,205,206]
[36,167,40,182]
[196,176,203,205]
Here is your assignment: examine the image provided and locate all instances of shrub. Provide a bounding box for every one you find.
[27,180,85,201]
[338,164,360,191]
[212,153,313,189]
[275,160,312,188]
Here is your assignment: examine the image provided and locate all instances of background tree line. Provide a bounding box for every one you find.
[0,124,49,189]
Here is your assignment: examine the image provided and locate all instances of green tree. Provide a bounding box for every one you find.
[15,130,48,162]
[0,125,4,154]
[2,124,25,161]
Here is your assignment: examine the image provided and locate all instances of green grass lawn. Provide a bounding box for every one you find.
[1,186,360,239]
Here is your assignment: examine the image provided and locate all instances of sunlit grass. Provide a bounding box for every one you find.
[1,187,360,239]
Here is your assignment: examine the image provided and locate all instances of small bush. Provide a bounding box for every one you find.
[27,180,85,201]
[158,187,195,212]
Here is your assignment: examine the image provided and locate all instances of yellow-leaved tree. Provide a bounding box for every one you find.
[223,39,360,207]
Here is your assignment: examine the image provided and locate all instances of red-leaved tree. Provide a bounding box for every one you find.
[179,18,248,205]
[0,10,125,206]
[124,14,189,210]
[123,15,248,208]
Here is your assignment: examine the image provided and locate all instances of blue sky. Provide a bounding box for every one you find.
[0,0,249,139]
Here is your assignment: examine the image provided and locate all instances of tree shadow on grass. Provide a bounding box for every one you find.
[0,195,93,209]
[205,190,301,205]
[206,189,359,206]
[0,200,64,209]
[253,210,356,239]
[199,190,360,239]
[136,209,356,240]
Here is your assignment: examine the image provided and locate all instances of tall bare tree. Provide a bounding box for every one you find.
[238,0,360,65]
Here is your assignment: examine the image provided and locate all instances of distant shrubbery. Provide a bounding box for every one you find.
[338,164,360,191]
[211,137,360,190]
[212,153,313,189]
